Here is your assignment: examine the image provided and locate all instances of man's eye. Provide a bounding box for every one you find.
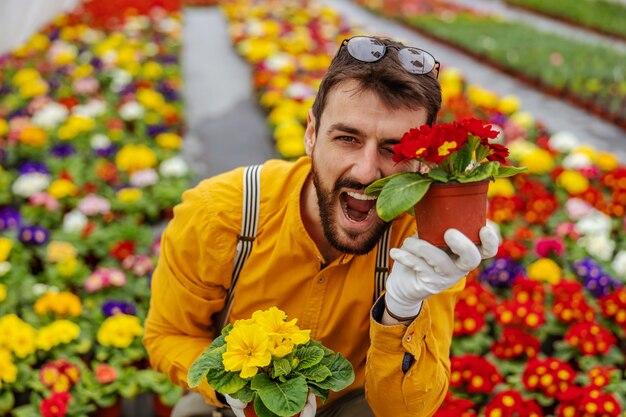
[382,147,395,156]
[337,136,357,143]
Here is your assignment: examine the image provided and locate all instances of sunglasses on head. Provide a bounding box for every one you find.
[341,36,440,78]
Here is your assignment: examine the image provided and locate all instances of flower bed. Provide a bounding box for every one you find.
[0,4,190,416]
[504,0,626,41]
[218,1,626,416]
[352,0,626,132]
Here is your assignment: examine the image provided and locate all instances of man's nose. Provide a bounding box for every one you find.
[352,145,382,185]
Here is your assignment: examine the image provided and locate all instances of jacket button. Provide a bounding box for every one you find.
[318,276,325,283]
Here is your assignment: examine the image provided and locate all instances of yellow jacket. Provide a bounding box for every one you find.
[144,157,463,416]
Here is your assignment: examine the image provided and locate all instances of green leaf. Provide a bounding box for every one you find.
[494,165,528,178]
[313,354,355,391]
[458,162,497,183]
[272,358,292,379]
[251,374,308,417]
[187,345,227,388]
[376,174,432,222]
[206,367,248,395]
[298,365,332,382]
[308,383,330,403]
[427,168,449,182]
[453,144,473,174]
[221,324,234,337]
[253,396,281,417]
[295,346,325,371]
[230,385,255,403]
[364,173,405,197]
[0,390,14,414]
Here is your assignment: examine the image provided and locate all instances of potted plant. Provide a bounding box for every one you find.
[365,118,526,247]
[187,307,355,417]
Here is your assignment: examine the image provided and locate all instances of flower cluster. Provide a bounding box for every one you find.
[96,314,143,348]
[450,354,503,394]
[522,358,576,400]
[39,359,81,392]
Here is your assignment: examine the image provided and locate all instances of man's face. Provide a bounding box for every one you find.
[304,80,428,255]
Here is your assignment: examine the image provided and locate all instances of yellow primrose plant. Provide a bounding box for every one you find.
[188,307,355,417]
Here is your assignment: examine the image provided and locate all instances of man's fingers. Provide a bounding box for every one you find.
[479,225,499,259]
[443,229,481,272]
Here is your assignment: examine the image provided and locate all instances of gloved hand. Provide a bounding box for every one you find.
[385,226,499,320]
[225,390,317,417]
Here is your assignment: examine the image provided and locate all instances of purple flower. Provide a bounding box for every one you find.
[158,55,178,65]
[479,258,526,288]
[573,257,621,298]
[18,161,48,175]
[146,124,169,137]
[158,83,178,102]
[572,258,603,279]
[50,143,76,158]
[90,57,103,70]
[0,206,21,231]
[18,225,49,246]
[102,300,136,317]
[94,144,117,158]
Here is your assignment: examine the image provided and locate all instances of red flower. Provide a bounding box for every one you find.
[522,357,576,400]
[484,390,544,417]
[40,392,71,417]
[459,118,499,140]
[496,239,528,260]
[491,328,540,360]
[95,363,118,384]
[564,322,616,355]
[486,143,509,164]
[450,354,502,393]
[587,366,618,388]
[434,392,476,417]
[110,240,136,261]
[535,237,565,258]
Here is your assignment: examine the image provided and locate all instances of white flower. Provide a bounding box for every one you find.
[285,82,315,100]
[562,152,593,170]
[575,209,612,235]
[72,99,106,118]
[32,102,69,129]
[90,133,111,150]
[157,17,181,34]
[130,169,159,188]
[0,262,10,277]
[32,283,52,296]
[549,131,580,153]
[159,156,189,177]
[119,101,145,121]
[80,28,102,44]
[265,53,295,72]
[578,234,615,262]
[565,198,593,221]
[12,173,50,197]
[78,194,111,216]
[611,251,626,280]
[63,210,88,233]
[110,69,132,92]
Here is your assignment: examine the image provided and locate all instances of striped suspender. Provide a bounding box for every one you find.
[218,165,262,330]
[218,163,392,329]
[374,226,392,303]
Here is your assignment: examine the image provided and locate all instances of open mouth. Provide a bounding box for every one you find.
[340,191,377,222]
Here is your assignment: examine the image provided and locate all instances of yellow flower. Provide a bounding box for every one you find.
[27,33,50,51]
[260,90,283,108]
[0,284,6,302]
[117,188,142,203]
[509,112,535,129]
[10,325,37,358]
[56,258,78,277]
[156,133,183,150]
[268,101,299,125]
[467,85,498,109]
[137,88,166,111]
[251,307,310,357]
[115,144,157,173]
[274,121,305,158]
[72,64,94,79]
[0,238,12,263]
[520,149,554,175]
[573,145,598,162]
[47,241,77,263]
[222,323,272,378]
[440,67,463,103]
[142,61,164,80]
[34,292,82,317]
[0,118,8,136]
[488,178,515,198]
[12,68,40,86]
[58,115,95,140]
[97,315,143,348]
[596,152,618,172]
[527,258,562,285]
[19,78,49,98]
[18,126,47,146]
[0,349,18,386]
[48,179,79,199]
[497,95,520,115]
[557,170,590,195]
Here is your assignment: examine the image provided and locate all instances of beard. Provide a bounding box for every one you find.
[311,161,389,255]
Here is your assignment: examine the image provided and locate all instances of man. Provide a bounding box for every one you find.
[144,35,498,417]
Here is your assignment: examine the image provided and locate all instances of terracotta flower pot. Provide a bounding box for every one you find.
[91,399,122,417]
[413,180,489,248]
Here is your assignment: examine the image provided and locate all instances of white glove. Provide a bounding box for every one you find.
[225,390,316,417]
[385,226,499,319]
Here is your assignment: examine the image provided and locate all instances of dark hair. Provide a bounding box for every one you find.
[311,37,442,135]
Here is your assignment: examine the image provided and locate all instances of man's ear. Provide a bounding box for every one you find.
[304,109,316,156]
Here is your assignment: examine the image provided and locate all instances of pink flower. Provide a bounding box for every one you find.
[565,198,593,220]
[29,192,60,211]
[72,77,99,95]
[95,363,118,384]
[78,194,111,216]
[555,222,581,240]
[535,237,565,258]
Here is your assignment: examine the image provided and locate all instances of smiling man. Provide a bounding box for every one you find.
[144,36,498,417]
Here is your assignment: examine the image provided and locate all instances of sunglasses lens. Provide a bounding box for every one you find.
[347,36,386,63]
[398,47,436,74]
